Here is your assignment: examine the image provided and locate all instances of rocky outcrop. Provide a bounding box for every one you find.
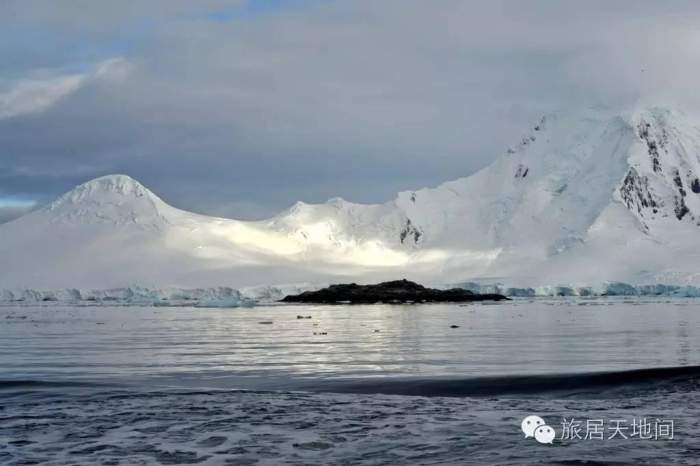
[638,120,667,173]
[619,167,659,221]
[279,279,508,304]
[399,219,423,244]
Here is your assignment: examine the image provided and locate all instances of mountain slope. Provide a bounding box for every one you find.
[3,106,700,289]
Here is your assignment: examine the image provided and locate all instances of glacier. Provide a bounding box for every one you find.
[0,284,325,307]
[2,281,700,307]
[448,281,700,298]
[2,105,700,291]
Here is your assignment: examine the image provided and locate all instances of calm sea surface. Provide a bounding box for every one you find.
[1,299,699,465]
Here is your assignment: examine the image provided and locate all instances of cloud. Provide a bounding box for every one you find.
[3,1,700,220]
[0,1,244,32]
[0,58,131,120]
[0,74,85,119]
[0,197,37,224]
[0,206,34,224]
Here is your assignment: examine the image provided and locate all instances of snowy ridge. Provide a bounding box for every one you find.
[3,105,700,289]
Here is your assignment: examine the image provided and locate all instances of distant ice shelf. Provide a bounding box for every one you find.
[2,281,700,307]
[0,284,324,307]
[449,282,700,298]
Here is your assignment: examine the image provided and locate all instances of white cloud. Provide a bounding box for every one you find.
[0,74,85,119]
[0,58,131,120]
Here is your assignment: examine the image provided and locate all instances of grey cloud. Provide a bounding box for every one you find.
[0,205,35,224]
[2,1,700,220]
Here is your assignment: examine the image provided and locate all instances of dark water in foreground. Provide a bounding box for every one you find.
[1,300,699,465]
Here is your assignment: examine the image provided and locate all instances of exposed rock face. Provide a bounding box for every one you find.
[399,219,422,244]
[279,279,508,304]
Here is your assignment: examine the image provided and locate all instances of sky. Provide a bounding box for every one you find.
[2,0,700,223]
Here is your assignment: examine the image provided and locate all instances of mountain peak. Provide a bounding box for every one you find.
[87,173,143,186]
[46,174,160,206]
[63,174,151,199]
[40,174,170,228]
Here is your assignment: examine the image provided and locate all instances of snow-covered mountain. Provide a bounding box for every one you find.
[3,105,700,290]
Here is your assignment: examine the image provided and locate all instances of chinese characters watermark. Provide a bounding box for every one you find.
[522,415,675,445]
[560,417,674,441]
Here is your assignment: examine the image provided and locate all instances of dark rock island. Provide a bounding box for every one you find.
[280,279,509,304]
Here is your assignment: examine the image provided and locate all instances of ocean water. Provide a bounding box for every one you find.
[1,299,699,465]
